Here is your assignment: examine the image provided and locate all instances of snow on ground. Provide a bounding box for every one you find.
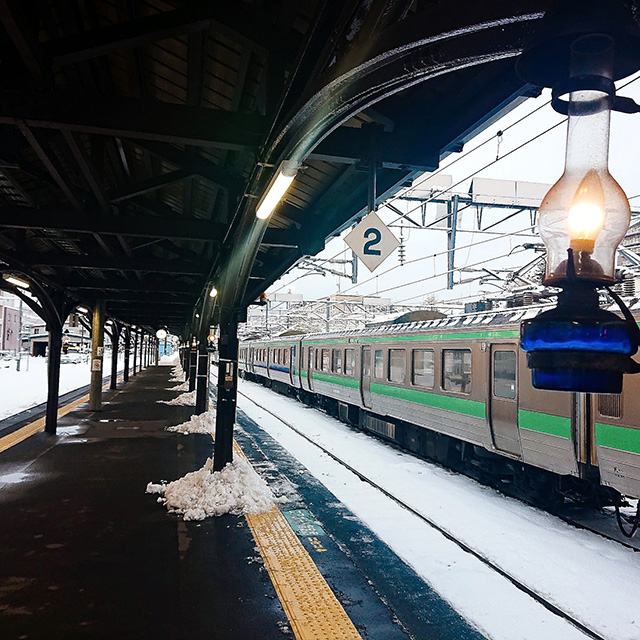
[146,455,277,520]
[168,381,189,392]
[236,377,640,640]
[159,353,180,366]
[166,410,216,435]
[158,390,196,406]
[0,353,125,420]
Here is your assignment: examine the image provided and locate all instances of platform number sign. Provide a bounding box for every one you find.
[345,211,400,273]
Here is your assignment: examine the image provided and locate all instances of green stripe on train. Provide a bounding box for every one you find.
[311,371,359,388]
[370,383,486,418]
[596,422,640,454]
[518,410,571,439]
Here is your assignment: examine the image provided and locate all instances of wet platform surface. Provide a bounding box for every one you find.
[0,366,484,640]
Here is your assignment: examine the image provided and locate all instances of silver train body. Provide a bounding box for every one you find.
[239,307,640,500]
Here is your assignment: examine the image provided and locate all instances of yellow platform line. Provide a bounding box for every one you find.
[235,442,362,640]
[0,376,125,454]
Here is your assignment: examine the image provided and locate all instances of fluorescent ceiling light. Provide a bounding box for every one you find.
[255,161,298,220]
[77,306,89,314]
[209,286,218,298]
[3,274,30,289]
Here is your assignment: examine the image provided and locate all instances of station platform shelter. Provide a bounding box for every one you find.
[0,362,483,640]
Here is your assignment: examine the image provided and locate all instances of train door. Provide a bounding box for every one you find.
[289,345,295,385]
[361,345,372,408]
[249,346,254,374]
[488,344,522,456]
[297,341,304,387]
[308,347,314,391]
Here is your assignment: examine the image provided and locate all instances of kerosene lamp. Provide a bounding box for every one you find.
[518,1,640,392]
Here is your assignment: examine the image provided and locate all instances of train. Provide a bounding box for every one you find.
[238,305,640,516]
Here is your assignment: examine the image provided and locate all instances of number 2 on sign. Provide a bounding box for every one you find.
[363,228,382,255]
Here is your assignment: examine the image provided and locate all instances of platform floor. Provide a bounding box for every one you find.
[0,366,484,640]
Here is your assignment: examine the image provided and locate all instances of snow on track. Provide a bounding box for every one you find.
[236,377,640,640]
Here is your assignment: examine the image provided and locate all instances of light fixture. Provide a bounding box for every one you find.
[3,274,30,289]
[255,160,298,220]
[156,328,167,340]
[76,306,89,314]
[518,3,640,393]
[209,286,218,298]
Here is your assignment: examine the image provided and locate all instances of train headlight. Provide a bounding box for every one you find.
[516,3,640,393]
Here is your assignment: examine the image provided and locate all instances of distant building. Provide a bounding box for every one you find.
[29,313,91,356]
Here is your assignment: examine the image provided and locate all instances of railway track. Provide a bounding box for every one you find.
[235,383,625,640]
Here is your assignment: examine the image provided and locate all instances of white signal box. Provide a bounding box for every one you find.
[345,211,400,273]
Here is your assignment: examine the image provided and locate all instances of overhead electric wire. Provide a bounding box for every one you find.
[333,224,537,298]
[268,73,640,300]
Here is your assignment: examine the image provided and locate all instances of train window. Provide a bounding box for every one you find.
[412,349,434,388]
[284,349,289,366]
[316,348,321,370]
[598,394,622,418]
[442,349,472,394]
[345,349,355,376]
[332,348,342,374]
[362,349,371,377]
[389,349,406,383]
[300,347,304,369]
[493,351,516,399]
[374,350,384,379]
[322,349,330,372]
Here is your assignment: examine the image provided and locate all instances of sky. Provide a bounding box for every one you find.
[266,72,640,307]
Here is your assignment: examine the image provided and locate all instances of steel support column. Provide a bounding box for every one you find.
[139,330,144,370]
[188,338,197,392]
[123,327,130,381]
[110,322,120,390]
[195,342,210,414]
[44,325,63,434]
[88,300,105,411]
[447,194,459,290]
[213,318,238,471]
[132,328,138,376]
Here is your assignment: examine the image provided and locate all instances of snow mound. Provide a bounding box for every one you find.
[167,410,216,435]
[160,353,179,366]
[169,381,189,392]
[146,456,277,520]
[158,390,196,406]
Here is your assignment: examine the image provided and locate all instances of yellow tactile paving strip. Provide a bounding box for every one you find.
[236,443,363,640]
[0,377,123,454]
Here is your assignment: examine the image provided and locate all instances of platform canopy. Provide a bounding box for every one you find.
[0,0,549,333]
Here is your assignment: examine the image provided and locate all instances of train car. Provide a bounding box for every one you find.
[239,306,640,506]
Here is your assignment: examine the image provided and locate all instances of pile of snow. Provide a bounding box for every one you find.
[160,352,180,366]
[158,390,196,406]
[168,381,189,392]
[167,410,216,435]
[169,365,184,383]
[146,456,277,520]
